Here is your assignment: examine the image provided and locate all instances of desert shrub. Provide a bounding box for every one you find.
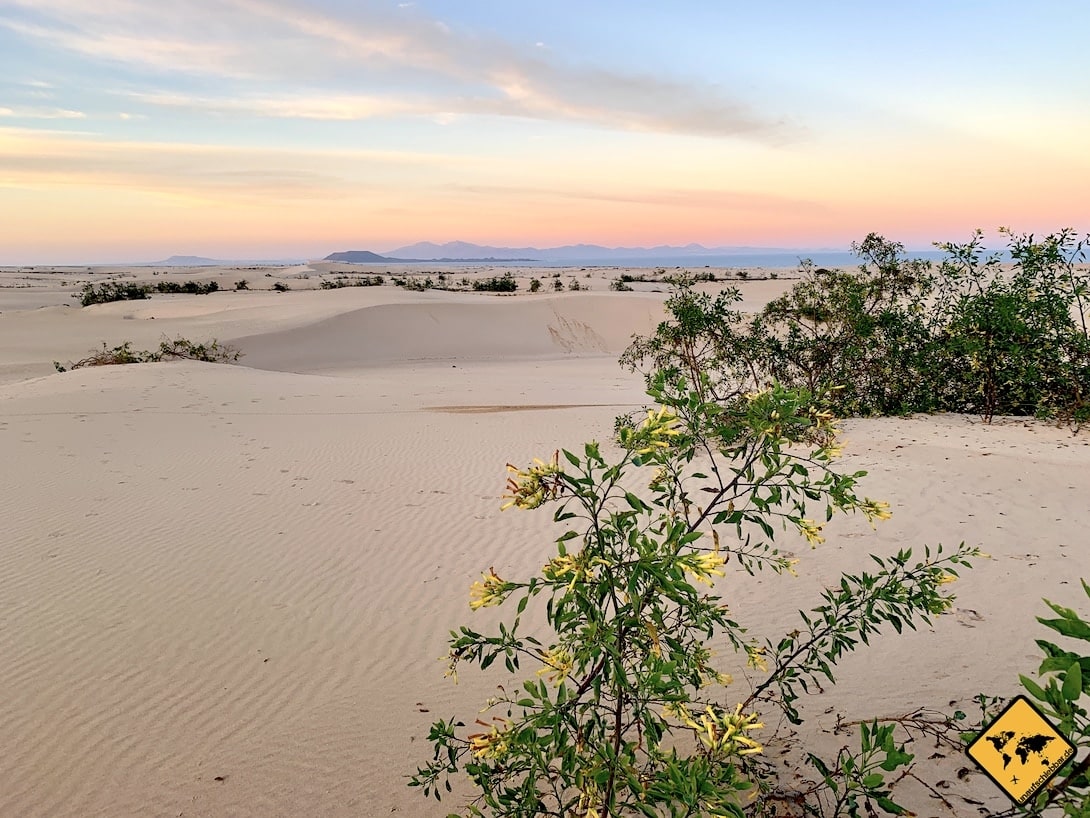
[235,279,250,290]
[153,280,219,295]
[553,278,564,292]
[529,278,542,293]
[154,336,241,363]
[930,230,1090,423]
[623,230,1090,425]
[610,278,633,291]
[412,373,977,816]
[692,270,718,282]
[473,273,518,293]
[567,278,582,291]
[54,337,241,371]
[77,281,151,306]
[272,281,291,292]
[320,275,384,289]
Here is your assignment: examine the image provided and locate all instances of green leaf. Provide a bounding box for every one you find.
[1062,660,1083,702]
[1021,674,1049,702]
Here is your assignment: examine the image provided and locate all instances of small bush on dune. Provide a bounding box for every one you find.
[473,273,518,293]
[78,279,221,305]
[54,337,241,372]
[412,372,978,816]
[623,229,1090,427]
[272,281,291,292]
[77,281,151,306]
[152,280,220,295]
[235,279,250,290]
[320,275,385,289]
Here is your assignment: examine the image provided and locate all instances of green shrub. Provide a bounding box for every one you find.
[622,230,1090,426]
[610,278,633,291]
[54,337,241,371]
[153,280,219,295]
[320,275,384,289]
[473,273,518,293]
[412,375,977,816]
[235,279,250,290]
[272,281,291,292]
[77,281,151,306]
[529,278,542,293]
[553,278,564,292]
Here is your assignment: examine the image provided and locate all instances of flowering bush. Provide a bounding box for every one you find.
[411,373,977,816]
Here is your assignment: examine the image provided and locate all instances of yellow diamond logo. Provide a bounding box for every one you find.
[966,695,1076,805]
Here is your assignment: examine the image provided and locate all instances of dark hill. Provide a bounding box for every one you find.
[324,250,393,263]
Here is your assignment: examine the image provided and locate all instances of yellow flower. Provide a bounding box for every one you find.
[798,519,825,546]
[682,704,764,757]
[860,498,893,528]
[467,719,510,759]
[536,648,573,685]
[625,406,683,456]
[501,451,563,510]
[469,567,510,610]
[543,552,599,589]
[746,645,768,673]
[685,549,727,585]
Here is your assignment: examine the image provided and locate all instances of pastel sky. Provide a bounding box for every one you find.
[2,1,1088,263]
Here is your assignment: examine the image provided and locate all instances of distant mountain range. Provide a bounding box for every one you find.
[325,241,844,264]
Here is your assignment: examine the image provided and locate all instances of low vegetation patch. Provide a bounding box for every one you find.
[320,275,385,289]
[54,337,241,372]
[77,279,221,305]
[623,228,1090,427]
[472,273,518,292]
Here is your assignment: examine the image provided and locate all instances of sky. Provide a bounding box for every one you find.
[1,1,1089,264]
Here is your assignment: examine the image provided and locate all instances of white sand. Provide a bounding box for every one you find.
[1,264,1088,816]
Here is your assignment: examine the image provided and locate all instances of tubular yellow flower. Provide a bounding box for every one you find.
[469,567,510,610]
[536,648,573,685]
[860,498,893,527]
[682,704,764,757]
[467,719,510,759]
[798,519,825,546]
[746,645,768,673]
[630,406,683,456]
[501,451,563,510]
[685,549,727,585]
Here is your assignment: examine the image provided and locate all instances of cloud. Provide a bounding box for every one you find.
[0,106,86,119]
[1,0,794,141]
[0,126,465,200]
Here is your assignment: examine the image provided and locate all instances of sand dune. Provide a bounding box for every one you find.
[235,293,667,373]
[1,273,1088,816]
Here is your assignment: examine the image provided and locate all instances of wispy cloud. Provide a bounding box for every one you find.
[0,106,85,119]
[0,126,468,200]
[1,0,794,140]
